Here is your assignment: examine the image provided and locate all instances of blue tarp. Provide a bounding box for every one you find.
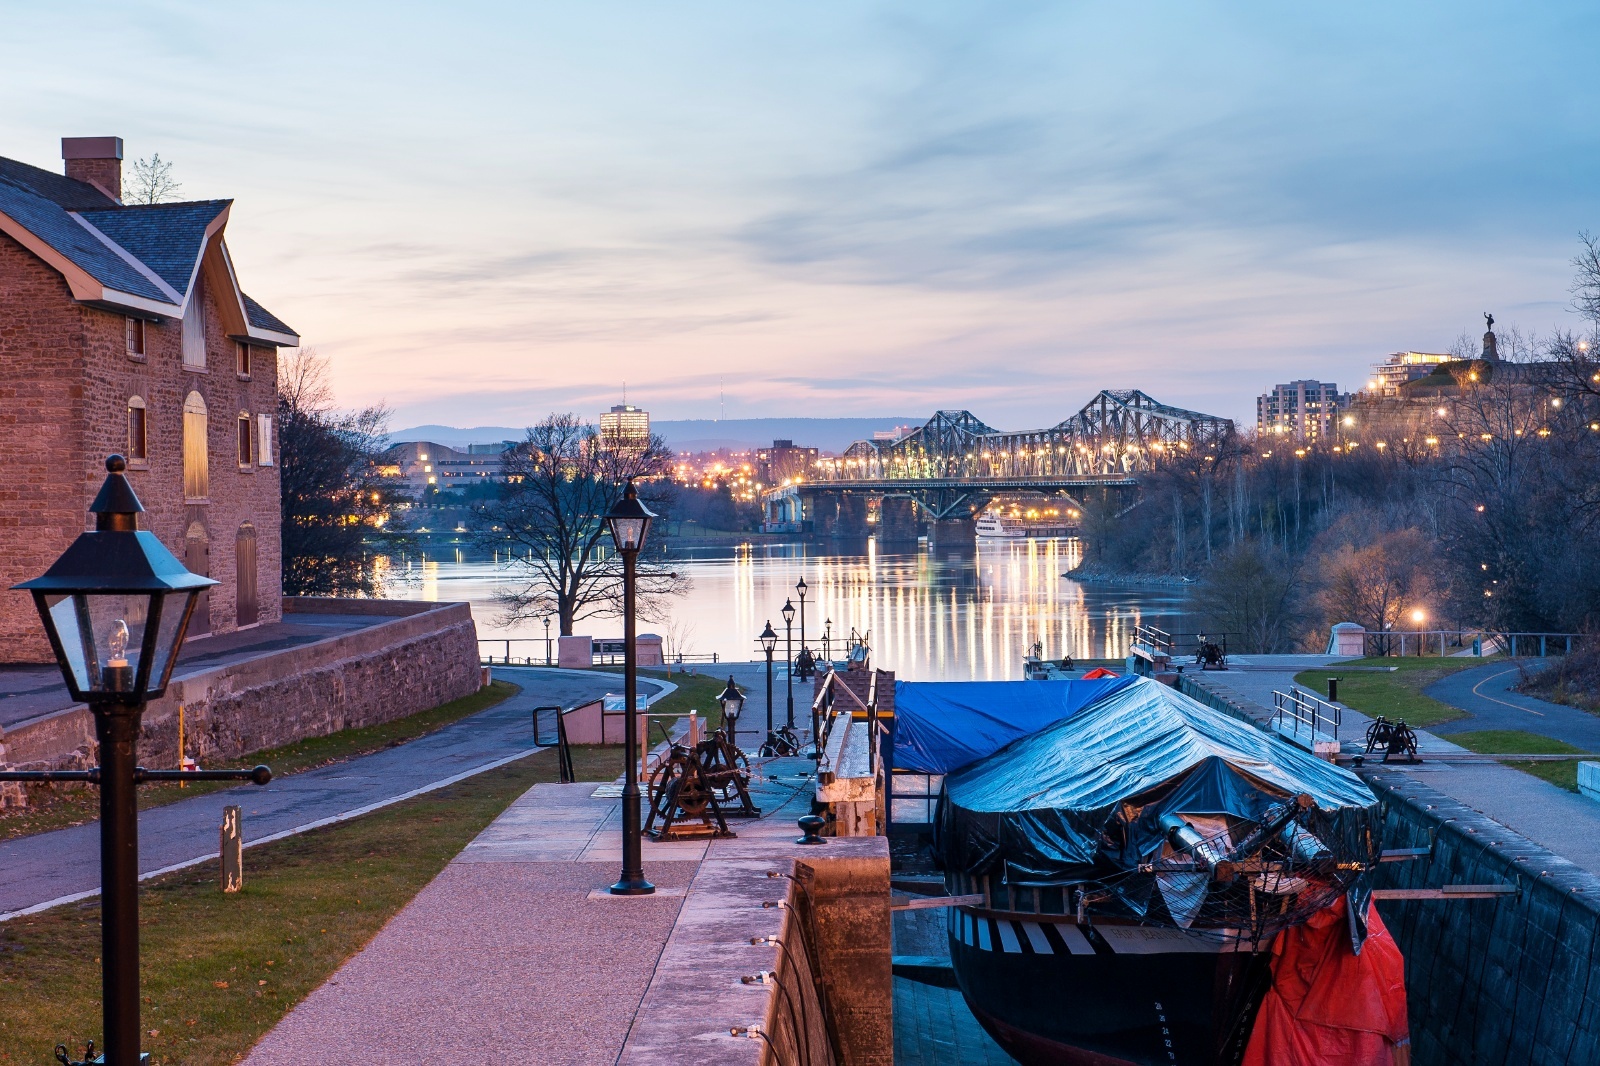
[890,676,1138,774]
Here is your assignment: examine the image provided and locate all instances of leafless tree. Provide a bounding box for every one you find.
[478,413,687,635]
[125,154,183,205]
[277,350,406,595]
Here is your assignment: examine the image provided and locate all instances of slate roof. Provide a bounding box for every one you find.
[0,153,296,341]
[80,201,230,297]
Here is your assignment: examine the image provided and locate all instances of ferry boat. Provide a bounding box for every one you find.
[975,511,1027,538]
[925,677,1390,1066]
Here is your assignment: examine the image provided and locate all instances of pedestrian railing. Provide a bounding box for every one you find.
[1273,689,1341,744]
[1360,630,1585,658]
[530,704,575,783]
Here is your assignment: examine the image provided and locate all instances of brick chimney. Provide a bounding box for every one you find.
[62,136,124,201]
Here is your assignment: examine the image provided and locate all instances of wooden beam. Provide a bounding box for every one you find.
[890,894,985,912]
[1371,885,1516,900]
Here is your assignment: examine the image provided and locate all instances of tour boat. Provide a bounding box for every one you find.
[975,512,1027,538]
[930,677,1385,1066]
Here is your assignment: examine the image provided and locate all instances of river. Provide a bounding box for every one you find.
[378,536,1192,681]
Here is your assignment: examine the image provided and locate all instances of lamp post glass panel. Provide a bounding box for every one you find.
[781,597,796,729]
[760,621,778,734]
[1,456,272,1066]
[605,479,655,896]
[717,675,745,750]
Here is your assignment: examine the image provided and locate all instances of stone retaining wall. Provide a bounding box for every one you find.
[1365,771,1600,1066]
[0,599,481,786]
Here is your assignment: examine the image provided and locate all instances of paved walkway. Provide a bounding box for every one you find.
[1424,661,1600,749]
[1194,658,1600,877]
[242,763,835,1065]
[0,668,663,920]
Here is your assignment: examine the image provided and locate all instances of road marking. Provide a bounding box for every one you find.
[1471,667,1544,717]
[0,744,545,924]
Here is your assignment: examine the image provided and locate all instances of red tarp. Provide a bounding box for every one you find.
[1080,667,1120,679]
[1243,896,1411,1066]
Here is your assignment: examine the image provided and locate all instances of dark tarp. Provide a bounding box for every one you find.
[891,676,1137,774]
[937,677,1379,925]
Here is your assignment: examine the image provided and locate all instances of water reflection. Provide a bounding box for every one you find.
[378,537,1191,681]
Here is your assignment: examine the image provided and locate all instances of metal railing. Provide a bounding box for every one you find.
[1360,630,1584,658]
[530,704,575,783]
[477,638,721,667]
[1272,689,1341,745]
[1132,624,1173,653]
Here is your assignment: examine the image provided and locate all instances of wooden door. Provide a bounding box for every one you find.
[236,525,258,627]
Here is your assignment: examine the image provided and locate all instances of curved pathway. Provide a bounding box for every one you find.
[0,667,666,921]
[1425,661,1600,751]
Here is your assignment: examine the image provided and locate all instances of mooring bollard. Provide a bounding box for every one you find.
[221,805,243,893]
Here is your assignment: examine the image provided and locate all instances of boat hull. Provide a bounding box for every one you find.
[949,910,1271,1066]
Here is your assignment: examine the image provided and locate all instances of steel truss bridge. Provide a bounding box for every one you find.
[765,390,1234,527]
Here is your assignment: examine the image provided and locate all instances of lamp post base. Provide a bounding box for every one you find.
[608,878,657,896]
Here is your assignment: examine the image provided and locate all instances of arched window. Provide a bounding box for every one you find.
[183,391,208,500]
[127,396,147,461]
[185,522,210,636]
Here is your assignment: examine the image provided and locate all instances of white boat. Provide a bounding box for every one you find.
[976,512,1027,538]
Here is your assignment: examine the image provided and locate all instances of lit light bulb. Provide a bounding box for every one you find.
[108,618,130,668]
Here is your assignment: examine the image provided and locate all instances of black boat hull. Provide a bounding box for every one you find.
[949,909,1271,1066]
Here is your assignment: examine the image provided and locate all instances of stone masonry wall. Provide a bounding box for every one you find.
[1365,771,1600,1066]
[0,601,480,777]
[0,233,89,662]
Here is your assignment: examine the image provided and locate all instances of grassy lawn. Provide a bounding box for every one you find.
[1446,728,1592,794]
[0,737,620,1066]
[1294,657,1497,728]
[1,682,520,842]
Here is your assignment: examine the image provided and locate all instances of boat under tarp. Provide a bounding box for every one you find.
[932,676,1391,1066]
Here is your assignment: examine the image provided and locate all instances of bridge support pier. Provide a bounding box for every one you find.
[876,497,920,543]
[836,494,869,539]
[928,516,976,553]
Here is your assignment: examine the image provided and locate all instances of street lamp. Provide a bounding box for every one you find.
[794,576,814,682]
[604,479,655,897]
[543,615,552,665]
[760,621,778,736]
[0,457,271,1066]
[781,597,796,729]
[716,675,745,751]
[822,618,833,666]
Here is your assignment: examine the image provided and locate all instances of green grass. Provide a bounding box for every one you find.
[0,682,521,842]
[1446,729,1592,794]
[0,738,616,1066]
[1294,657,1497,728]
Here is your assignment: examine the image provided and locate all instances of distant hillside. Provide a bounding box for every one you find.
[387,417,922,454]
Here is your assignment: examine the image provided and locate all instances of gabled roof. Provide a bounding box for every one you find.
[0,152,298,346]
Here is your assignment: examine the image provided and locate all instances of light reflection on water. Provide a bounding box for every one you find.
[378,537,1191,681]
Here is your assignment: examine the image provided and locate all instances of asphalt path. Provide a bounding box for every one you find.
[1425,661,1600,751]
[0,668,663,920]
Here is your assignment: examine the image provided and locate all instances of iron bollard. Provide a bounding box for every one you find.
[1327,677,1339,702]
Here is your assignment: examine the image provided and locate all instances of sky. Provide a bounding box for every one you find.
[3,1,1598,430]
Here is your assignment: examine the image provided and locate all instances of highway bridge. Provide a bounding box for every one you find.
[763,390,1233,539]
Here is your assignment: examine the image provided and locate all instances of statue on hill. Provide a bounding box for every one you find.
[1482,312,1500,362]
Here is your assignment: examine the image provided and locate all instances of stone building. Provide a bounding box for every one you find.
[0,137,298,662]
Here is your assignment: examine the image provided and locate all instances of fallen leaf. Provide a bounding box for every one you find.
[258,980,267,986]
[213,981,228,989]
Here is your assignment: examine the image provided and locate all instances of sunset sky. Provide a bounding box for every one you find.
[4,2,1597,429]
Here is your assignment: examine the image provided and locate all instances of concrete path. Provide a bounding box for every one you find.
[242,764,832,1065]
[1424,661,1600,750]
[0,668,662,920]
[1193,658,1600,877]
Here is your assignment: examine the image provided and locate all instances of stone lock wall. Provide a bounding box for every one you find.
[0,601,481,780]
[1365,772,1600,1066]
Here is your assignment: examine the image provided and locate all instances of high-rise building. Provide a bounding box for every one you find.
[1256,380,1349,441]
[598,403,650,451]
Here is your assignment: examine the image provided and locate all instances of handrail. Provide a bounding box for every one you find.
[531,704,576,783]
[1133,624,1173,652]
[1272,689,1341,743]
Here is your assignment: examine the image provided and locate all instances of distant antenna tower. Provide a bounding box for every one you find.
[720,377,724,421]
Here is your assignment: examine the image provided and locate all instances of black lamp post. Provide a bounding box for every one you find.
[823,618,832,666]
[0,457,271,1066]
[716,675,745,751]
[781,597,796,729]
[759,621,778,736]
[793,575,816,682]
[795,575,808,659]
[604,479,655,897]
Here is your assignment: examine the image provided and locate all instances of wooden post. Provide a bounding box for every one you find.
[177,704,185,788]
[220,805,243,893]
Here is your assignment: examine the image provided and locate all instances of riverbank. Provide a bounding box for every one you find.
[1063,563,1194,588]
